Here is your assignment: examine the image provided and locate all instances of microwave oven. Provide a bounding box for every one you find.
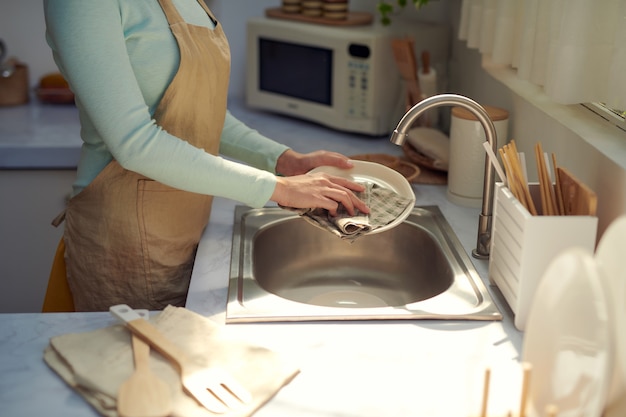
[246,17,410,136]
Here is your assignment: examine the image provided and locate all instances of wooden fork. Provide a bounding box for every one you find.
[110,304,252,414]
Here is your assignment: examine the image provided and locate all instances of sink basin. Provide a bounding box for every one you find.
[226,205,502,323]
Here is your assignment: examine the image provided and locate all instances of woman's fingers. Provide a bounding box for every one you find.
[275,149,355,176]
[271,173,369,215]
[310,173,369,216]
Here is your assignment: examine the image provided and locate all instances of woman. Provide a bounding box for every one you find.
[44,0,368,311]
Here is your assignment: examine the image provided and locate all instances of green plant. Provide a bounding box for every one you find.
[377,0,430,25]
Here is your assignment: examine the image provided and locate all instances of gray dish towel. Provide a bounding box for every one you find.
[286,182,414,241]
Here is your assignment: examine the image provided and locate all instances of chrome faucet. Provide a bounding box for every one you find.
[390,93,497,259]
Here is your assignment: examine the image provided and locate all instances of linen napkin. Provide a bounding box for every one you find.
[286,182,414,241]
[43,305,300,417]
[407,127,450,171]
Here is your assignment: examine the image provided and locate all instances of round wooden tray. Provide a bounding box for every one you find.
[394,159,421,183]
[350,153,399,169]
[266,7,373,26]
[349,153,420,183]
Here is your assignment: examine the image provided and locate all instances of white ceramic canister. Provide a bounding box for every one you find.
[447,105,509,207]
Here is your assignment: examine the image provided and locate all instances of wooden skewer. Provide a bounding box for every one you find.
[500,148,519,198]
[500,147,530,211]
[498,147,511,180]
[500,145,520,198]
[551,153,565,215]
[480,367,491,417]
[519,362,532,417]
[534,143,551,215]
[509,148,537,215]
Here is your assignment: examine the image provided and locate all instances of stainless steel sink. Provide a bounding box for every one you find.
[226,205,502,323]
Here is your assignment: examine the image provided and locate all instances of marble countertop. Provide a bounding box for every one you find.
[0,100,523,417]
[0,101,81,169]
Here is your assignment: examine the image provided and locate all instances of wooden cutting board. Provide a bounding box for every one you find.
[557,167,597,216]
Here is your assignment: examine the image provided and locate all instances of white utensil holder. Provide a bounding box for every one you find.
[489,183,598,331]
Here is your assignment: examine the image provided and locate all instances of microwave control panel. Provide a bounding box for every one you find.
[346,43,373,120]
[346,60,371,119]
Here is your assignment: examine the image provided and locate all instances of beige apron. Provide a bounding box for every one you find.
[62,0,230,311]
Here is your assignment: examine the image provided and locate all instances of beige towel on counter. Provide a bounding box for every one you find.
[286,182,414,241]
[43,306,300,417]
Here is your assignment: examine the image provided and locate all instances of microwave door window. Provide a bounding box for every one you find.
[259,39,332,106]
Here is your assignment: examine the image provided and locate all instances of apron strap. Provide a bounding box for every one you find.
[157,0,186,25]
[196,0,218,26]
[157,0,218,27]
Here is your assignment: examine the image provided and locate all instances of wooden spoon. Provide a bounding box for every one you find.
[117,334,172,417]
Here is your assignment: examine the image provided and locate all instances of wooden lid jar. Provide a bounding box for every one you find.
[447,105,509,207]
[0,63,30,107]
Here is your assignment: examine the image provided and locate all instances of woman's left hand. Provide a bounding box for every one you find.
[275,149,354,176]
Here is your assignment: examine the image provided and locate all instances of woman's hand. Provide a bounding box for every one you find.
[271,173,370,216]
[272,149,368,216]
[275,149,354,176]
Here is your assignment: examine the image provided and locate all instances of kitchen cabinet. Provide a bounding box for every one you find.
[0,102,81,312]
[0,170,75,312]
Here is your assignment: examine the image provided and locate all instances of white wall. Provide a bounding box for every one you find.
[0,0,52,89]
[444,0,626,239]
[0,0,452,97]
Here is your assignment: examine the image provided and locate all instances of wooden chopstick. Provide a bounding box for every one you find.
[480,367,491,417]
[534,142,558,215]
[499,141,580,217]
[499,148,520,200]
[476,363,552,417]
[508,141,537,215]
[499,142,538,215]
[533,143,547,215]
[519,362,532,417]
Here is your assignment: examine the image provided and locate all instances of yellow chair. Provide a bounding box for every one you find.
[42,238,75,312]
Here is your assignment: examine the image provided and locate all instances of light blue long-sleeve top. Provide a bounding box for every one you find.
[44,0,289,207]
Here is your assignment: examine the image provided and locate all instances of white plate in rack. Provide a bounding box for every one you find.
[309,160,416,234]
[595,216,626,414]
[522,247,612,417]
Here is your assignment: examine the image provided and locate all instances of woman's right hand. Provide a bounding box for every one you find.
[271,172,370,216]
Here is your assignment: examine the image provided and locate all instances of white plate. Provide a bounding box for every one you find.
[309,160,416,234]
[522,248,612,417]
[595,216,626,412]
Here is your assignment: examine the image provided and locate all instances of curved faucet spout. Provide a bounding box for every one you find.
[390,94,497,259]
